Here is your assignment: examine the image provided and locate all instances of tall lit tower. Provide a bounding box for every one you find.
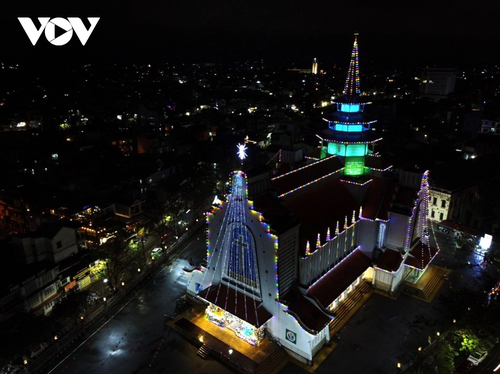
[312,58,318,75]
[317,33,379,177]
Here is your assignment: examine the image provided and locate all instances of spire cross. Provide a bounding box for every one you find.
[343,33,361,99]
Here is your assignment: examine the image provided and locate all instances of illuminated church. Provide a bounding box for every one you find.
[187,34,439,363]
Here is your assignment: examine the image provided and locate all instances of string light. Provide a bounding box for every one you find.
[340,178,373,186]
[271,155,336,181]
[343,33,360,97]
[320,137,383,145]
[304,155,320,161]
[305,240,311,256]
[277,168,344,198]
[365,165,392,172]
[323,119,377,126]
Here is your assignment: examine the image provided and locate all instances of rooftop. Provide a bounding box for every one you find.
[200,283,272,328]
[281,288,332,334]
[307,248,372,309]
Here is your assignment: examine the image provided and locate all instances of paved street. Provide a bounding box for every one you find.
[42,225,232,374]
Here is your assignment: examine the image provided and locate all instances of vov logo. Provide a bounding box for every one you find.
[18,17,100,46]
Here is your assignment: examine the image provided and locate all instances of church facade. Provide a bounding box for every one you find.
[186,34,439,363]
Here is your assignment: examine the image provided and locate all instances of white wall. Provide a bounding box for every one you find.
[373,268,393,292]
[300,222,358,286]
[187,198,278,316]
[357,219,378,254]
[51,227,79,263]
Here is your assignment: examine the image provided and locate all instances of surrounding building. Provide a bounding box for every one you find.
[419,68,457,100]
[0,220,89,320]
[187,34,439,364]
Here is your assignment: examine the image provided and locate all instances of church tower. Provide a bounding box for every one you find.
[318,33,380,178]
[312,57,318,75]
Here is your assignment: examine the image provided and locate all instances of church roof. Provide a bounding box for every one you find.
[306,248,372,309]
[361,177,398,221]
[317,128,382,143]
[308,147,322,159]
[365,155,392,171]
[280,175,396,254]
[253,193,299,235]
[404,240,440,270]
[323,110,373,124]
[375,248,403,272]
[271,156,343,198]
[201,283,273,328]
[281,288,332,334]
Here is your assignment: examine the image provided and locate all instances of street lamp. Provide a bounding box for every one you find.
[102,278,108,297]
[436,332,440,337]
[138,268,141,273]
[121,281,125,287]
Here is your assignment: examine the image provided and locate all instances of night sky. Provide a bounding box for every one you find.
[2,0,500,69]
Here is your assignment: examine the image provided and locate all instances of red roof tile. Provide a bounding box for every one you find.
[362,177,398,221]
[308,147,323,159]
[376,248,403,272]
[200,283,272,328]
[282,288,332,334]
[282,177,358,249]
[365,155,392,170]
[271,156,343,197]
[307,249,372,308]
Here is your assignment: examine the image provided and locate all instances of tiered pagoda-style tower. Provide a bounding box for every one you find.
[318,33,380,177]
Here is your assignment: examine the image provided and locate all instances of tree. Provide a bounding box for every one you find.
[49,290,90,327]
[94,231,139,288]
[434,342,456,374]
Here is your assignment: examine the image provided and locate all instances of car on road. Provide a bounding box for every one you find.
[151,247,163,259]
[454,359,474,373]
[467,350,488,366]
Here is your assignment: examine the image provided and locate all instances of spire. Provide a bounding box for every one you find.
[343,32,360,100]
